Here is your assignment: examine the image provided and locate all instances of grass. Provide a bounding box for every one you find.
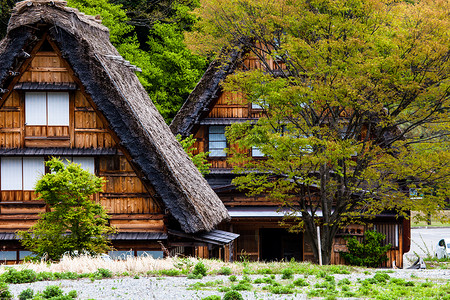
[411,210,450,227]
[1,256,450,299]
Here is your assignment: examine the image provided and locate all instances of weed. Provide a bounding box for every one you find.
[256,268,272,274]
[223,290,244,300]
[0,268,37,284]
[218,266,232,275]
[270,285,294,294]
[19,288,34,300]
[231,281,252,291]
[293,278,309,287]
[338,278,351,286]
[191,261,207,278]
[201,296,221,300]
[374,272,391,283]
[134,275,140,279]
[228,275,237,282]
[281,268,294,279]
[42,285,64,298]
[95,268,113,278]
[158,269,181,276]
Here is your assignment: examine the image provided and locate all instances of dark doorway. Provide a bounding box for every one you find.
[260,228,302,261]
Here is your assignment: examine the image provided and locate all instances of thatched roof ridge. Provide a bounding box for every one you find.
[0,0,229,233]
[170,51,242,137]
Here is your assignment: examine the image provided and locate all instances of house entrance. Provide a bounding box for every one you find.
[259,228,302,261]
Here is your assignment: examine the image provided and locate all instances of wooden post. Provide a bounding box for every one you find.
[317,226,322,266]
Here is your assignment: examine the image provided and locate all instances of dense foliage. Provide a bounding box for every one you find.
[0,0,207,122]
[187,0,450,264]
[18,158,116,261]
[340,230,392,268]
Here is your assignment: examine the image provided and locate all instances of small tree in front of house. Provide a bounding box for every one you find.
[18,158,116,261]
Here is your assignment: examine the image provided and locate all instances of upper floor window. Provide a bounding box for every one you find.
[25,92,69,126]
[0,157,44,190]
[59,156,95,174]
[252,147,264,157]
[208,126,227,157]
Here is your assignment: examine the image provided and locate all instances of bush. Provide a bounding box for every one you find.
[42,285,63,298]
[340,230,392,268]
[192,261,208,277]
[0,282,12,300]
[218,267,232,275]
[222,290,244,300]
[19,288,34,300]
[281,268,294,279]
[293,278,309,286]
[0,268,37,284]
[95,268,113,278]
[202,296,221,300]
[228,275,237,282]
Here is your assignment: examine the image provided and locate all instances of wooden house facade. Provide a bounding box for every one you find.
[170,49,411,267]
[0,0,235,263]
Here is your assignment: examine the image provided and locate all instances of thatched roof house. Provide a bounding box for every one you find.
[170,51,242,138]
[0,0,229,234]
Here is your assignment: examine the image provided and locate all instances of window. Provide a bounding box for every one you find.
[208,126,227,157]
[25,92,69,126]
[0,157,95,192]
[252,146,264,157]
[0,157,45,190]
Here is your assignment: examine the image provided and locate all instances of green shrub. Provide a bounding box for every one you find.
[222,290,244,300]
[159,269,181,276]
[37,272,55,281]
[95,268,113,278]
[67,290,77,299]
[19,288,34,300]
[42,285,63,298]
[228,275,237,282]
[340,230,391,268]
[374,272,391,283]
[218,267,232,275]
[0,268,37,284]
[202,296,221,300]
[293,278,309,286]
[281,268,294,279]
[231,281,252,291]
[0,283,12,300]
[257,268,272,274]
[338,278,351,286]
[192,261,208,278]
[270,285,294,294]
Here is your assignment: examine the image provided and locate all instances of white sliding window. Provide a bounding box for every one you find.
[73,157,95,174]
[48,92,69,125]
[25,92,47,125]
[23,157,45,190]
[25,92,69,126]
[58,157,95,174]
[1,157,22,190]
[1,157,44,190]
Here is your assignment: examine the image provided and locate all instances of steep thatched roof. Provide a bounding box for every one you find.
[170,51,242,138]
[0,0,229,233]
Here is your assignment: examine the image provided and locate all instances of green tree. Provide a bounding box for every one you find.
[18,158,116,261]
[177,134,211,175]
[188,0,450,264]
[0,0,207,122]
[67,0,207,122]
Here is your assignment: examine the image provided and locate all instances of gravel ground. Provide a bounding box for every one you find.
[8,269,450,300]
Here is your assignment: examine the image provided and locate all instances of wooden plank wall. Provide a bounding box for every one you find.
[0,47,165,233]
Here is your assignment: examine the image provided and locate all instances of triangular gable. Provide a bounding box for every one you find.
[0,0,229,233]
